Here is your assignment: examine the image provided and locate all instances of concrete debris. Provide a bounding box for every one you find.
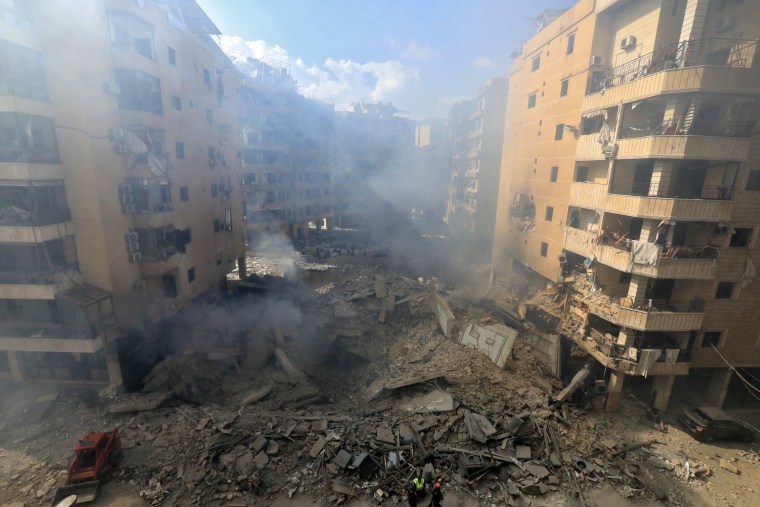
[719,459,740,474]
[239,385,273,406]
[429,294,455,338]
[398,390,455,413]
[458,322,517,368]
[463,409,497,443]
[552,364,591,404]
[108,392,171,414]
[273,347,308,382]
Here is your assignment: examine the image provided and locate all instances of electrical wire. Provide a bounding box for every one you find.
[55,124,110,140]
[709,343,760,402]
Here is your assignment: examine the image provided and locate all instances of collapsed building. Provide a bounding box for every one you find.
[492,0,760,412]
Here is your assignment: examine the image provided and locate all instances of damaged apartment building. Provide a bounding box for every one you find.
[238,58,338,244]
[444,77,508,261]
[492,0,760,412]
[0,0,246,383]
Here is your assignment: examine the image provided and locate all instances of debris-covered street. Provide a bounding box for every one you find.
[1,244,758,507]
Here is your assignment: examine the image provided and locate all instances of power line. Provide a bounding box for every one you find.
[709,343,760,402]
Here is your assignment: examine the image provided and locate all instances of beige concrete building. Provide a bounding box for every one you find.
[445,78,508,259]
[0,0,246,383]
[493,0,760,410]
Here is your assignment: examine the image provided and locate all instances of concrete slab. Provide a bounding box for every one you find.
[429,294,455,338]
[398,390,455,413]
[459,322,517,368]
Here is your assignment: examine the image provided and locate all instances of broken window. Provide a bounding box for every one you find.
[560,78,569,97]
[0,39,48,100]
[0,112,59,163]
[730,227,753,247]
[715,281,735,299]
[124,178,171,213]
[746,170,760,191]
[136,226,176,260]
[113,69,162,114]
[701,331,722,348]
[566,32,576,55]
[0,181,70,226]
[0,237,77,281]
[108,12,155,59]
[510,193,535,220]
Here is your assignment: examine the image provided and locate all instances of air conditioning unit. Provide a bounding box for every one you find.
[590,55,603,66]
[125,232,138,243]
[119,183,133,194]
[109,128,125,142]
[103,82,121,94]
[128,252,142,263]
[127,242,140,253]
[114,144,129,154]
[122,203,136,214]
[133,279,147,291]
[121,194,134,204]
[603,143,617,159]
[620,36,637,50]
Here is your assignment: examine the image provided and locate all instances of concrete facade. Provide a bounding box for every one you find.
[445,78,508,259]
[0,0,246,383]
[493,0,760,410]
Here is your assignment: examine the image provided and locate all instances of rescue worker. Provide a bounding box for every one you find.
[411,472,425,499]
[429,481,443,507]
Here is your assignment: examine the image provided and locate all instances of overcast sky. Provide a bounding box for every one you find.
[196,0,575,119]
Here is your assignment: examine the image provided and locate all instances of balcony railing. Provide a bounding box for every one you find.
[588,38,758,95]
[620,120,754,140]
[626,298,706,313]
[621,182,734,200]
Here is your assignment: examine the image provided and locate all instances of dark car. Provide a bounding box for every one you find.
[677,406,754,443]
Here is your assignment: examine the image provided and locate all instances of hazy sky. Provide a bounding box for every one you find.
[196,0,575,119]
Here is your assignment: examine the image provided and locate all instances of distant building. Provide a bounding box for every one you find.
[445,78,508,259]
[493,0,760,411]
[0,0,246,383]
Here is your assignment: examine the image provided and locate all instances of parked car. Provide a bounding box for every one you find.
[677,406,754,443]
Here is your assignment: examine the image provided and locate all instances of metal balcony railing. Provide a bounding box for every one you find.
[620,120,754,139]
[627,297,706,313]
[588,38,758,95]
[623,182,734,200]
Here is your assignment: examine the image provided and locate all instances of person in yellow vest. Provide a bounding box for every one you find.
[411,472,425,500]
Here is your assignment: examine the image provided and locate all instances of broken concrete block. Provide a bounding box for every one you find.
[252,435,268,453]
[720,459,739,474]
[195,417,211,431]
[253,451,269,468]
[235,451,255,475]
[333,449,353,469]
[398,390,455,413]
[553,365,590,404]
[331,480,356,497]
[311,419,328,432]
[399,424,415,440]
[239,385,273,406]
[429,294,455,338]
[524,462,550,479]
[376,427,395,444]
[265,440,279,455]
[273,347,307,382]
[516,446,531,460]
[459,322,517,368]
[309,437,327,458]
[463,409,497,443]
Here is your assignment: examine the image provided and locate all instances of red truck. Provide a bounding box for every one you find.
[51,429,122,506]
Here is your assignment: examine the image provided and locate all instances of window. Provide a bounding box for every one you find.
[540,242,548,257]
[575,166,589,182]
[179,186,188,202]
[531,55,540,71]
[715,281,735,299]
[560,78,569,97]
[163,274,177,297]
[171,95,181,111]
[206,108,213,123]
[554,124,564,141]
[108,12,155,59]
[208,147,216,166]
[175,228,191,253]
[566,33,576,55]
[175,142,184,160]
[0,113,59,163]
[746,170,760,190]
[113,69,162,114]
[211,183,218,197]
[203,68,211,88]
[545,206,554,221]
[550,166,558,182]
[0,40,48,100]
[167,47,176,66]
[213,218,220,233]
[619,272,632,284]
[527,92,537,108]
[187,267,195,283]
[702,331,722,348]
[730,227,753,247]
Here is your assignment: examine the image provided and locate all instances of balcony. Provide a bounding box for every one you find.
[0,267,79,299]
[0,221,75,243]
[586,38,758,98]
[563,227,717,279]
[576,133,752,162]
[580,293,705,332]
[0,324,106,354]
[569,182,733,221]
